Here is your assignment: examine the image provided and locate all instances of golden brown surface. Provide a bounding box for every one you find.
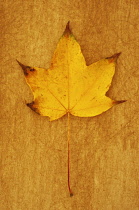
[1,0,139,209]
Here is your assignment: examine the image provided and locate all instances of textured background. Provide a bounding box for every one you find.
[1,0,139,209]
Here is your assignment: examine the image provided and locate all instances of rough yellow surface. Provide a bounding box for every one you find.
[1,0,139,209]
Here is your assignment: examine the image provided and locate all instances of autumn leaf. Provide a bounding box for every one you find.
[17,22,125,196]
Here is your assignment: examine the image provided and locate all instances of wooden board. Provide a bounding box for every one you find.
[1,0,139,209]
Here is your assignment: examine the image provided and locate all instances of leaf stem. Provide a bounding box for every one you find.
[67,112,73,197]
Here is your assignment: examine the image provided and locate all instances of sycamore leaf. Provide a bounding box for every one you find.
[17,22,125,196]
[17,22,125,121]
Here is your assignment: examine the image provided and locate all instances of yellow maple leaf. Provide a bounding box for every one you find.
[17,22,124,121]
[17,22,125,196]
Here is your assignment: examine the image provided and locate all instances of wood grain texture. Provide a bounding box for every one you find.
[1,0,139,209]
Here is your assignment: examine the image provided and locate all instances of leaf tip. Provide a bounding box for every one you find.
[107,52,121,63]
[17,60,35,76]
[17,60,29,76]
[113,100,127,105]
[16,59,25,68]
[27,101,40,115]
[63,21,72,37]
